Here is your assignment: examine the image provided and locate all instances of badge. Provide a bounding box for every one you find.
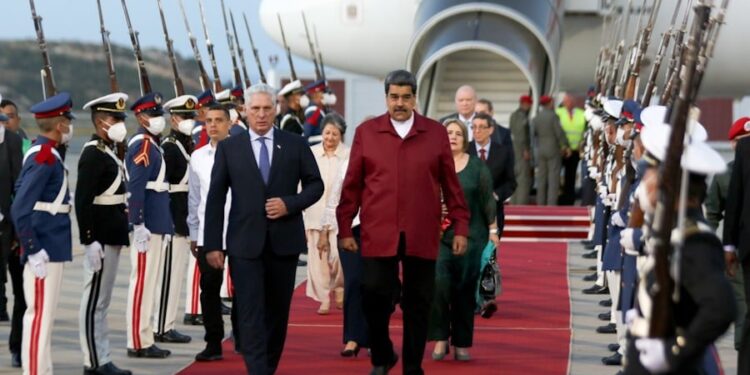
[116,98,126,110]
[186,98,195,109]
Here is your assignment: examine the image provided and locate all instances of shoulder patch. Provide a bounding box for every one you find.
[34,144,57,165]
[133,139,151,166]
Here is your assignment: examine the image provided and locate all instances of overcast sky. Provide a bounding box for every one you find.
[1,0,318,81]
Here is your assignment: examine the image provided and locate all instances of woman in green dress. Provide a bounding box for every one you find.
[429,119,500,361]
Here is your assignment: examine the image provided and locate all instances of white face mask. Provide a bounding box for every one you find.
[299,95,310,108]
[589,116,603,131]
[637,183,655,215]
[61,123,74,144]
[229,108,239,123]
[106,121,127,143]
[616,127,631,147]
[177,119,195,136]
[322,93,337,106]
[146,116,166,135]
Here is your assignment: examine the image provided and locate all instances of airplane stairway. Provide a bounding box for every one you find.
[502,205,590,242]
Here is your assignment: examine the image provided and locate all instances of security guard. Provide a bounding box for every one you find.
[125,92,173,359]
[556,93,587,205]
[153,95,198,344]
[192,89,217,150]
[532,95,570,205]
[77,93,133,375]
[278,80,304,135]
[302,79,327,144]
[11,92,74,375]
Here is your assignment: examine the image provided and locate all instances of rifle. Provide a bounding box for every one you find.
[660,0,693,106]
[220,0,242,88]
[178,0,212,92]
[121,0,152,96]
[313,25,327,83]
[641,0,684,105]
[230,11,252,88]
[156,0,184,97]
[649,0,711,338]
[243,13,267,84]
[29,0,57,98]
[692,0,730,99]
[96,0,118,93]
[198,0,223,93]
[277,14,298,81]
[301,12,322,80]
[624,0,662,100]
[610,0,633,97]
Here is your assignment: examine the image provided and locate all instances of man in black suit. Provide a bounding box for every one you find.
[204,83,324,375]
[468,113,517,237]
[724,134,750,375]
[0,110,23,367]
[476,98,513,148]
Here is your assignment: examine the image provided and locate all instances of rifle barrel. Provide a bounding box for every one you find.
[230,11,252,88]
[277,14,297,81]
[179,0,212,91]
[29,0,57,98]
[199,0,222,92]
[156,0,184,96]
[96,0,118,93]
[243,13,267,84]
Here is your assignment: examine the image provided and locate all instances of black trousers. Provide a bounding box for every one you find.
[559,151,581,205]
[361,233,436,375]
[340,226,368,346]
[230,246,298,375]
[496,202,505,238]
[0,222,23,354]
[197,249,225,352]
[738,256,750,375]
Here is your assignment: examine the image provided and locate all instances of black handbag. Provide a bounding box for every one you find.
[479,249,501,299]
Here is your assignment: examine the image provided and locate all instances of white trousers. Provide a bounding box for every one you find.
[305,229,344,304]
[126,234,165,350]
[22,262,64,375]
[595,245,606,287]
[79,245,123,368]
[153,235,190,334]
[220,257,233,300]
[184,253,202,315]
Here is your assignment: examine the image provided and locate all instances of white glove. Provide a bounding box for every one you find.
[133,224,151,253]
[611,213,626,228]
[84,241,105,272]
[635,338,670,373]
[28,249,50,279]
[620,228,638,256]
[602,193,615,207]
[625,308,639,326]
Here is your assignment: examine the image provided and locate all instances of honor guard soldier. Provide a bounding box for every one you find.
[302,79,327,144]
[11,92,75,375]
[153,95,199,344]
[230,84,248,126]
[125,92,174,359]
[278,80,304,136]
[192,90,217,150]
[77,93,133,375]
[216,89,247,136]
[625,119,735,374]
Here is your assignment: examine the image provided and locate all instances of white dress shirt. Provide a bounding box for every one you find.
[248,126,274,167]
[187,142,231,247]
[475,141,491,159]
[459,112,476,141]
[390,112,415,139]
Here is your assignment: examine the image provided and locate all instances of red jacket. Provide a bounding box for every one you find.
[337,112,470,260]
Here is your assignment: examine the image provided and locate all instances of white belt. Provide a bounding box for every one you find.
[146,182,170,192]
[33,202,71,214]
[93,194,127,205]
[169,184,189,193]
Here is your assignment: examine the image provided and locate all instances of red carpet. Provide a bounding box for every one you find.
[179,241,570,375]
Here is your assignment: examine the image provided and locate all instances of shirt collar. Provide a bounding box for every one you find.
[458,112,475,123]
[389,112,415,128]
[248,126,274,142]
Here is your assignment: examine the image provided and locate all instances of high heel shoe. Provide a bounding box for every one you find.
[454,347,471,361]
[341,342,361,357]
[431,343,449,360]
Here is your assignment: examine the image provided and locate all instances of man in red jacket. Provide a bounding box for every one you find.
[337,70,470,375]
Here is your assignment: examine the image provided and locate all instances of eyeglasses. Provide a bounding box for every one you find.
[471,125,491,130]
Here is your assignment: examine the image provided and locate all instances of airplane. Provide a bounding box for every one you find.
[259,0,750,127]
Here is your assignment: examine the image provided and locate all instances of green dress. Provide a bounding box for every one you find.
[428,155,495,347]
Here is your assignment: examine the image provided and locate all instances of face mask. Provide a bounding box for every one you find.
[637,183,655,215]
[229,108,239,123]
[589,116,603,131]
[106,121,127,143]
[323,93,337,106]
[146,116,166,135]
[177,119,195,136]
[616,127,631,147]
[299,95,310,108]
[61,123,74,144]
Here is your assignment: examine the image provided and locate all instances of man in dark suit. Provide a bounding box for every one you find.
[724,133,750,375]
[468,113,517,237]
[203,83,324,375]
[0,111,23,367]
[476,98,513,148]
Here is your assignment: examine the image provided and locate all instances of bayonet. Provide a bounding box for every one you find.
[277,14,298,81]
[29,0,57,98]
[96,0,118,92]
[121,0,152,95]
[157,0,184,96]
[230,11,251,88]
[302,11,322,80]
[220,0,242,88]
[243,12,267,84]
[199,0,222,92]
[179,0,212,91]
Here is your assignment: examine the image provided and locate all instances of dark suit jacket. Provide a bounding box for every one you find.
[724,136,750,260]
[468,141,517,203]
[204,128,323,259]
[438,112,513,147]
[0,130,22,219]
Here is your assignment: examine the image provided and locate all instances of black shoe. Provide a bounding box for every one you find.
[0,310,9,322]
[341,343,361,357]
[480,301,497,319]
[599,299,612,307]
[588,265,597,271]
[195,347,223,362]
[127,345,171,358]
[581,239,592,246]
[583,272,598,282]
[582,251,598,259]
[297,259,307,267]
[154,329,191,343]
[84,362,132,375]
[183,313,204,326]
[583,285,608,295]
[608,343,620,352]
[11,351,21,368]
[596,323,617,334]
[584,243,596,250]
[369,352,398,375]
[221,303,231,315]
[598,311,611,321]
[602,352,623,365]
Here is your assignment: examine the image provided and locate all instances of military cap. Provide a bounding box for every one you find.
[728,117,750,141]
[304,79,326,94]
[196,89,217,109]
[640,105,707,142]
[130,92,164,116]
[640,123,725,175]
[602,98,623,120]
[539,95,552,105]
[616,100,641,126]
[215,89,233,105]
[231,85,245,101]
[30,92,76,119]
[163,95,198,115]
[83,92,129,120]
[279,80,304,97]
